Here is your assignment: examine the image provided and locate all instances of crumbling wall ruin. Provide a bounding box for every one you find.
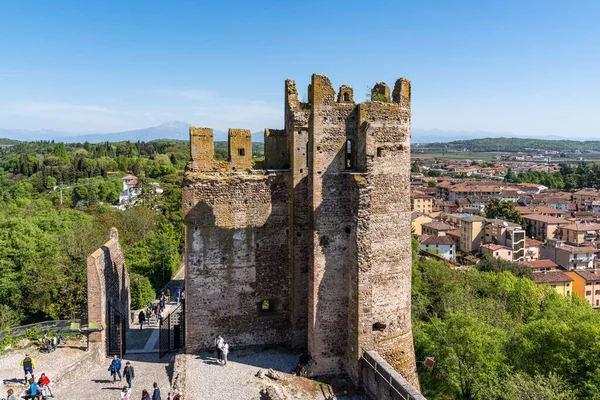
[86,227,130,356]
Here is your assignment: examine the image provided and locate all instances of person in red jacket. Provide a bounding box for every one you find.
[38,373,54,398]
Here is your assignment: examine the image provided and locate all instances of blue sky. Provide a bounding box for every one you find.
[1,0,599,136]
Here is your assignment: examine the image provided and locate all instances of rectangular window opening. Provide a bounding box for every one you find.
[238,148,246,157]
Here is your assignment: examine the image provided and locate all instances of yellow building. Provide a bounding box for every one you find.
[533,270,573,296]
[451,214,485,253]
[571,269,600,308]
[411,212,433,235]
[411,191,433,214]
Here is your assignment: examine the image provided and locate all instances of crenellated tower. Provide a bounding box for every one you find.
[183,74,417,388]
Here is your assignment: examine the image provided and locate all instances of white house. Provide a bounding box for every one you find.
[419,235,457,261]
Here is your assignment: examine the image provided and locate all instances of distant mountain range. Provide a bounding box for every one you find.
[0,121,264,143]
[0,121,590,144]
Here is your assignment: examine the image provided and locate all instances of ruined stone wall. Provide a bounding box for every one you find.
[354,79,418,387]
[264,129,290,170]
[228,129,253,170]
[183,170,291,351]
[86,228,130,356]
[286,79,311,348]
[307,75,360,375]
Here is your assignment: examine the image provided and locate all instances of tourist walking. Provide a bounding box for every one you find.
[166,288,171,303]
[109,355,122,382]
[20,353,36,384]
[214,335,224,361]
[221,340,229,365]
[138,310,146,330]
[152,382,161,400]
[180,290,185,306]
[123,361,135,388]
[38,373,54,397]
[141,389,151,400]
[120,386,131,400]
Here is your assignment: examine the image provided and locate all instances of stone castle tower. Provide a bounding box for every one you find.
[182,74,417,385]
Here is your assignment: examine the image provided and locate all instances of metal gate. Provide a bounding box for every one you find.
[107,301,126,357]
[159,303,185,358]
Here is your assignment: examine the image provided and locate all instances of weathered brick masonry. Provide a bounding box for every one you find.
[183,74,417,387]
[86,228,130,356]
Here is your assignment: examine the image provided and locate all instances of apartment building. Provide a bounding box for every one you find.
[449,214,485,253]
[411,191,433,214]
[557,222,600,245]
[524,238,542,261]
[482,218,526,262]
[533,270,573,297]
[540,239,597,270]
[523,214,568,240]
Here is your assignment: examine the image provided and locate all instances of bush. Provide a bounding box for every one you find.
[130,273,156,309]
[24,325,43,340]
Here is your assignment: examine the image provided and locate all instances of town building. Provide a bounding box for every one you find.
[419,235,456,261]
[480,243,513,262]
[540,239,597,270]
[523,214,568,240]
[411,212,433,235]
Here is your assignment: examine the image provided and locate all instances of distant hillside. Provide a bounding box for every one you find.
[0,138,19,146]
[417,137,600,153]
[0,121,266,143]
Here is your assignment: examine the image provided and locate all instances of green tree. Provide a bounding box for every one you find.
[484,198,523,225]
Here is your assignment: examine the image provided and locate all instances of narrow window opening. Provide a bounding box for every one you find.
[238,148,245,157]
[372,322,386,331]
[343,92,350,102]
[261,299,271,311]
[345,139,356,170]
[377,147,383,157]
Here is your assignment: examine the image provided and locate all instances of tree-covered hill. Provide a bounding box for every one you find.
[418,137,600,153]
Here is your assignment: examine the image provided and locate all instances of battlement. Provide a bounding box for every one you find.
[188,127,253,172]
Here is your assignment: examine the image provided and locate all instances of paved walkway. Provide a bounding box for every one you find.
[185,349,366,400]
[126,267,185,355]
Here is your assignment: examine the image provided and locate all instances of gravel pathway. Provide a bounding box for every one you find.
[185,349,366,400]
[0,339,90,396]
[52,353,173,400]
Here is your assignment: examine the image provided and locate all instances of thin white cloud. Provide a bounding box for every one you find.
[159,89,219,101]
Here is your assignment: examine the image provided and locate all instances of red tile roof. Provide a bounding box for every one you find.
[533,270,573,284]
[526,259,558,269]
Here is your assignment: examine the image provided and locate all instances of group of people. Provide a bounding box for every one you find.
[12,353,54,400]
[110,356,161,399]
[119,382,161,400]
[213,335,230,365]
[138,288,185,330]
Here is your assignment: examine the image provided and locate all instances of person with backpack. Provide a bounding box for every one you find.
[109,355,122,382]
[123,361,135,388]
[152,382,161,400]
[141,389,151,400]
[138,310,146,330]
[20,353,36,384]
